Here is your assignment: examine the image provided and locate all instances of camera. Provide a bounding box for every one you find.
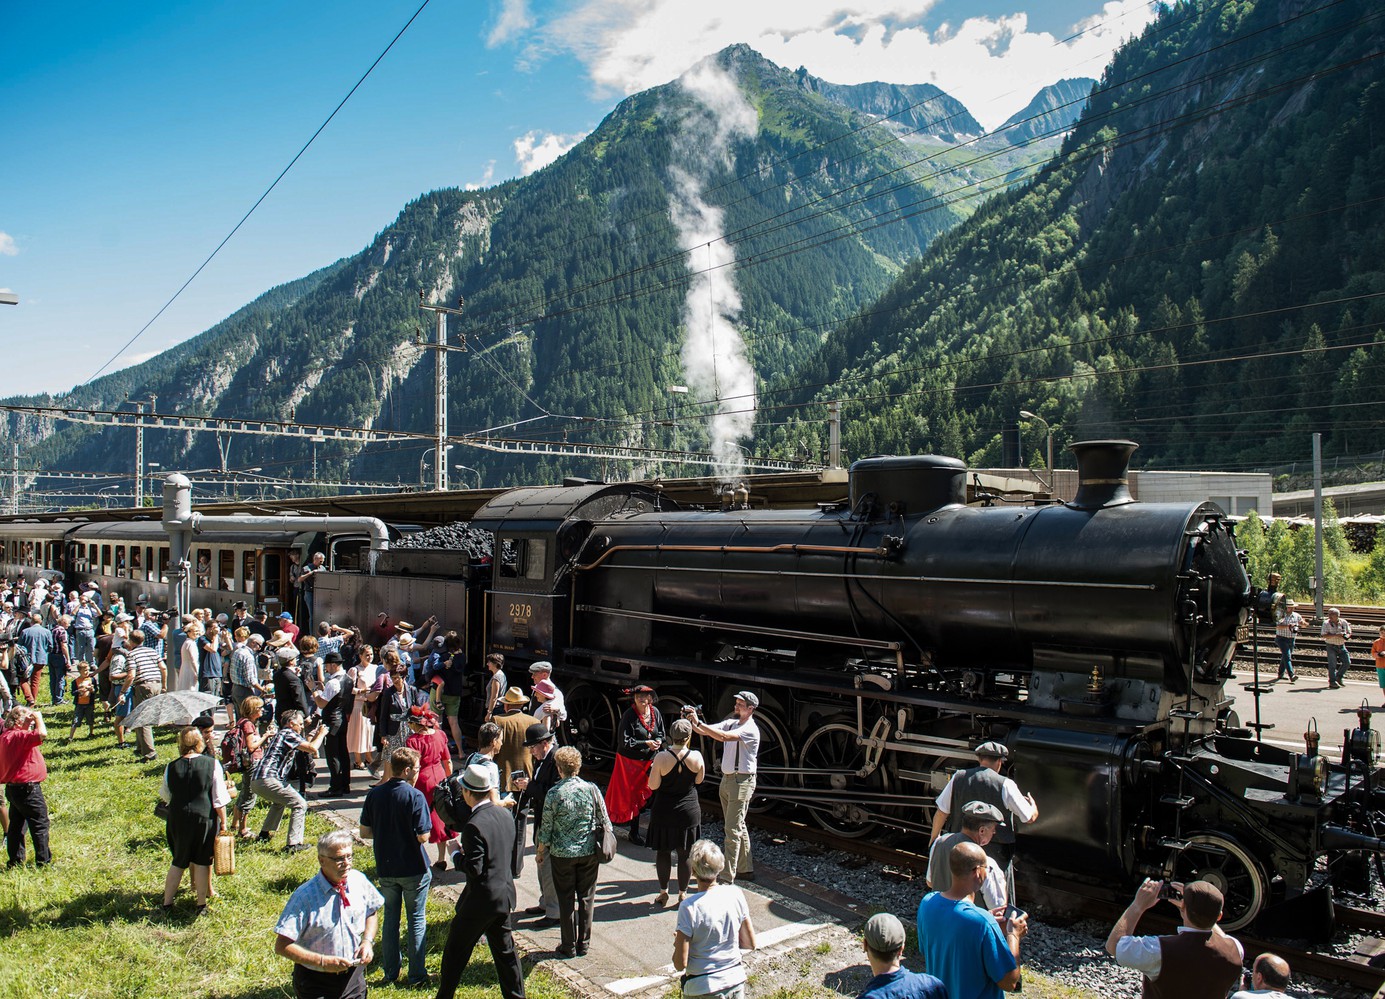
[680,704,704,717]
[1158,883,1183,901]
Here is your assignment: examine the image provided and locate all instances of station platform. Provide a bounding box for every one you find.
[311,778,874,998]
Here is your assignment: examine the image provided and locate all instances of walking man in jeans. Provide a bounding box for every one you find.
[1323,607,1353,689]
[360,746,433,987]
[688,691,761,884]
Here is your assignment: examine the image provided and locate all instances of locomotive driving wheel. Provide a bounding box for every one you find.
[745,709,791,814]
[562,683,617,763]
[796,722,888,838]
[1169,833,1267,931]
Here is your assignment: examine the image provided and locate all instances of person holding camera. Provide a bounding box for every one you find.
[646,717,705,905]
[1231,953,1292,999]
[0,704,50,866]
[248,709,327,852]
[917,841,1025,999]
[1105,878,1243,999]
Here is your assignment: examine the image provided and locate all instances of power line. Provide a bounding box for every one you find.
[83,0,436,385]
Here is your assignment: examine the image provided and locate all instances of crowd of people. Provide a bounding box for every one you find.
[0,572,1308,999]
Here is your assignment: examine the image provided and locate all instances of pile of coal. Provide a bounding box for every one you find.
[394,522,494,559]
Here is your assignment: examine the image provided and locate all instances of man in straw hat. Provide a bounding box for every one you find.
[492,687,539,794]
[930,740,1037,869]
[1106,878,1244,999]
[436,763,526,999]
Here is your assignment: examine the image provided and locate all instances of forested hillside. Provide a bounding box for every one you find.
[766,0,1385,473]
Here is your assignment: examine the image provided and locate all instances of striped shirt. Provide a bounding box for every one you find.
[127,645,164,686]
[252,727,306,783]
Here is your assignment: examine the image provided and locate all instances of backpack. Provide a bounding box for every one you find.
[221,723,252,774]
[432,774,470,830]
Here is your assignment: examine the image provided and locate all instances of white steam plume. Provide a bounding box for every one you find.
[670,58,759,481]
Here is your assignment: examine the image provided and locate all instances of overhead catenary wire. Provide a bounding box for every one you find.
[82,0,437,385]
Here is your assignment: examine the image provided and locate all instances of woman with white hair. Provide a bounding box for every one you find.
[673,839,756,998]
[176,619,202,693]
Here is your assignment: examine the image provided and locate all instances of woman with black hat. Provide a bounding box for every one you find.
[604,684,664,845]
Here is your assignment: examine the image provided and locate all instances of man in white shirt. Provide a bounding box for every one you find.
[930,741,1037,869]
[1230,953,1291,999]
[1322,606,1353,689]
[1106,879,1243,999]
[688,691,761,884]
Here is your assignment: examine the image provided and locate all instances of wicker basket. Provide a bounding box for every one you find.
[213,833,236,876]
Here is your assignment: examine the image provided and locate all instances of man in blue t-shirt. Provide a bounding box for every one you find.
[360,746,433,987]
[917,841,1026,999]
[859,912,947,999]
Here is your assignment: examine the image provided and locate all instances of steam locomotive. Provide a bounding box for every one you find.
[459,440,1384,932]
[3,440,1381,931]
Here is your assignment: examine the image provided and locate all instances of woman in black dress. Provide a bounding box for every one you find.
[646,717,705,904]
[159,726,227,914]
[605,684,665,845]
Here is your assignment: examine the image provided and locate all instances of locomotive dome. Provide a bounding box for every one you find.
[848,454,966,518]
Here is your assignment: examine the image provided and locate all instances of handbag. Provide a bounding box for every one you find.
[214,832,236,876]
[154,800,170,820]
[588,784,617,863]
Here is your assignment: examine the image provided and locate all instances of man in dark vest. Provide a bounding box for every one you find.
[930,740,1037,868]
[1105,878,1244,999]
[312,652,351,796]
[513,722,562,927]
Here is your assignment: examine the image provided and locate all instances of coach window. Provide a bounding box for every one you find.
[195,548,211,587]
[158,548,170,584]
[220,550,236,591]
[115,545,127,577]
[130,546,143,576]
[101,545,113,575]
[243,552,257,594]
[145,546,155,582]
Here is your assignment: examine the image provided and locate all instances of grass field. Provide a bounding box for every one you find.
[0,705,568,999]
[0,702,1102,999]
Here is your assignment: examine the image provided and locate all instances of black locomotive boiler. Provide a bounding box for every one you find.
[472,440,1385,930]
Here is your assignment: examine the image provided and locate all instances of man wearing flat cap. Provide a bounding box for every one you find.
[927,801,1008,909]
[859,912,947,999]
[688,690,761,884]
[930,740,1037,869]
[436,763,526,999]
[1106,878,1243,999]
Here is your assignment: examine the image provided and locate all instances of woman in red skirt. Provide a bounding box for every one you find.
[605,684,665,845]
[404,705,454,867]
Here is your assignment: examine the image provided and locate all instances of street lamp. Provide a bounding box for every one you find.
[146,462,161,507]
[1018,411,1053,473]
[453,464,482,489]
[419,444,454,488]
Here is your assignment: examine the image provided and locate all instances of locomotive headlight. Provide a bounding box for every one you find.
[1348,727,1381,765]
[1288,753,1328,800]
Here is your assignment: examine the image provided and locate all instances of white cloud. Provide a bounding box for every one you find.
[488,0,534,47]
[526,0,1158,130]
[513,130,588,176]
[0,232,18,256]
[465,161,497,191]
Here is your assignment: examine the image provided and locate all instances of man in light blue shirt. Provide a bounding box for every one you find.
[275,828,384,999]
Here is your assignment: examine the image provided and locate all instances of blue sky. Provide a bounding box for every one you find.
[0,0,1158,395]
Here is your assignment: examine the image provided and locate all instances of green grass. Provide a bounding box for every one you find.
[0,705,571,999]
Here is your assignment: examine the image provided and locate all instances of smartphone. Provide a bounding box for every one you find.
[1158,884,1182,901]
[1005,905,1027,922]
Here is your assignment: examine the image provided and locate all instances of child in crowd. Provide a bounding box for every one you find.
[66,661,97,743]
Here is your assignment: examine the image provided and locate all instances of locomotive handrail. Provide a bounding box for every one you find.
[574,542,899,572]
[574,604,904,652]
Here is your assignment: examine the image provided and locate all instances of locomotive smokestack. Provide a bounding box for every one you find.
[1066,440,1139,510]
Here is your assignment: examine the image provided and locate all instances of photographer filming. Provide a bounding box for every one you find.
[1105,879,1243,999]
